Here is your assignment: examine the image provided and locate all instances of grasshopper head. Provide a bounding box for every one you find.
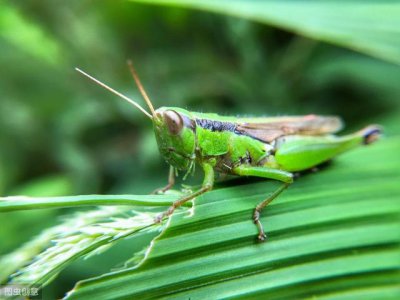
[153,107,196,170]
[75,63,196,171]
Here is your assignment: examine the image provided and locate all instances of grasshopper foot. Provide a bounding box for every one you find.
[258,232,267,242]
[154,214,163,224]
[151,187,166,195]
[254,210,268,242]
[151,184,173,195]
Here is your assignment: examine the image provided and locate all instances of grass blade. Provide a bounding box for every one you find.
[64,137,400,299]
[131,0,400,65]
[0,194,185,212]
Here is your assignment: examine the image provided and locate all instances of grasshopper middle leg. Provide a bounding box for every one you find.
[233,166,294,241]
[154,163,214,223]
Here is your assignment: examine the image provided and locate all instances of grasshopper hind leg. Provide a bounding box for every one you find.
[233,166,293,242]
[253,182,291,241]
[361,125,381,145]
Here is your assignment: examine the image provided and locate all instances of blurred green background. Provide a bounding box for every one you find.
[1,0,399,298]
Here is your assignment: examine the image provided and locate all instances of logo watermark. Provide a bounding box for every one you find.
[0,284,42,299]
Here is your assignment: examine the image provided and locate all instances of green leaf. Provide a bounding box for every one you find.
[131,0,400,65]
[65,137,400,299]
[0,194,184,212]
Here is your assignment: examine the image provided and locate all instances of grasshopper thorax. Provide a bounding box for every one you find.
[153,107,197,171]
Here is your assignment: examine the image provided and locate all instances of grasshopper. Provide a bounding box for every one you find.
[76,63,381,241]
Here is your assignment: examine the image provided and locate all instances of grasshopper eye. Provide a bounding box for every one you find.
[164,110,183,135]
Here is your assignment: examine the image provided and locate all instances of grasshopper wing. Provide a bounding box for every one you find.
[235,115,343,143]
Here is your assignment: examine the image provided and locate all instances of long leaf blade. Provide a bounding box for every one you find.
[0,194,183,212]
[131,0,400,65]
[65,137,400,299]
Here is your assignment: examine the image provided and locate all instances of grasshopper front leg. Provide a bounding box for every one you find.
[233,166,294,241]
[154,163,214,223]
[152,166,175,194]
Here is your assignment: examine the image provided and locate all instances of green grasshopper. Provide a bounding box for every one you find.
[76,63,381,241]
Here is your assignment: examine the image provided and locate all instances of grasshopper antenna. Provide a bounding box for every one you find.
[127,60,157,118]
[75,68,152,119]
